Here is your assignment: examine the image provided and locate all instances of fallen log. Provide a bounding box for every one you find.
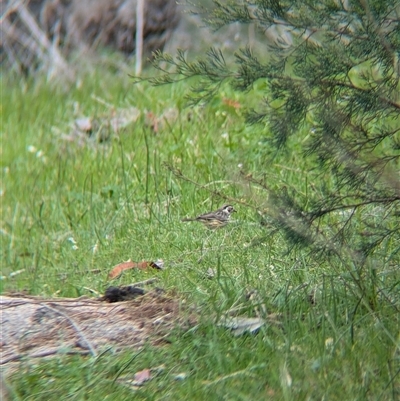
[1,288,195,365]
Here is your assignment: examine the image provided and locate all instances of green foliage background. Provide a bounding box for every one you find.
[1,0,399,397]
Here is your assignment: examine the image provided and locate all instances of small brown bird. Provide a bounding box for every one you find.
[182,204,236,229]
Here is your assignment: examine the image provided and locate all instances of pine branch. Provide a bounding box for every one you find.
[309,196,400,220]
[143,0,400,264]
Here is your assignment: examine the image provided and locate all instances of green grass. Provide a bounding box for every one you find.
[1,69,399,400]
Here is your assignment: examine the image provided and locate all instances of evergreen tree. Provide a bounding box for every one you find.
[141,1,400,274]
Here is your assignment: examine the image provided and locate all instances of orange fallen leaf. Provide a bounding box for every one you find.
[145,111,159,133]
[222,98,241,109]
[145,108,179,133]
[133,368,152,386]
[108,259,164,279]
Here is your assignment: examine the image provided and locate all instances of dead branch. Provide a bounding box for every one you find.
[38,303,97,357]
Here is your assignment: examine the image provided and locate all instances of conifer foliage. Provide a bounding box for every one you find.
[145,1,399,268]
